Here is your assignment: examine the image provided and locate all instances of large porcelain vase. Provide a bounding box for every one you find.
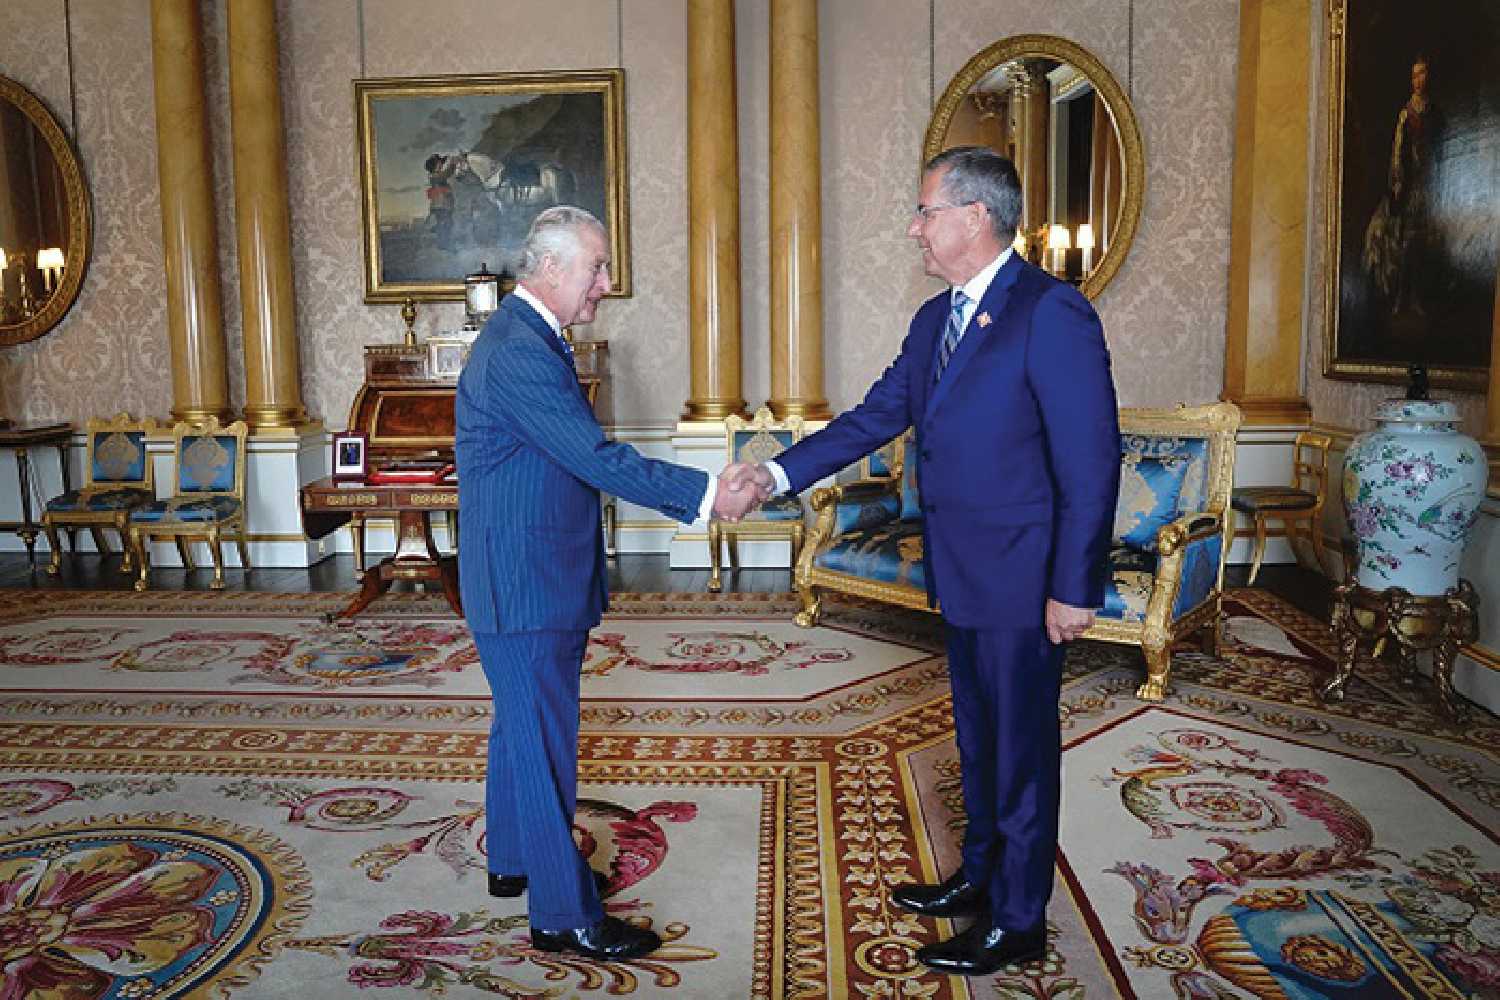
[1343,399,1487,594]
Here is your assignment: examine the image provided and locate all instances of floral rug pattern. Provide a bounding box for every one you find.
[0,588,1493,998]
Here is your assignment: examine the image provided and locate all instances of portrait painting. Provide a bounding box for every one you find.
[1324,0,1500,388]
[356,70,628,303]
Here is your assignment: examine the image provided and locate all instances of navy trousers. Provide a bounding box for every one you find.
[473,630,603,931]
[945,623,1063,930]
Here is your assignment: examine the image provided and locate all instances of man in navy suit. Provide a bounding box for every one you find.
[739,147,1120,974]
[455,206,757,961]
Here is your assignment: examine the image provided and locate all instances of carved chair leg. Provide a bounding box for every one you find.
[793,584,822,628]
[43,521,62,576]
[1246,514,1269,586]
[132,529,151,592]
[175,536,195,570]
[1308,513,1328,578]
[235,523,251,574]
[727,532,740,571]
[208,528,226,589]
[113,515,134,572]
[1137,636,1172,702]
[1200,614,1221,657]
[707,520,723,593]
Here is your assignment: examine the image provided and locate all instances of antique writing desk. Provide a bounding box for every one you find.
[301,339,607,618]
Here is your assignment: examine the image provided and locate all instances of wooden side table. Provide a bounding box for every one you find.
[1322,579,1479,720]
[0,422,73,565]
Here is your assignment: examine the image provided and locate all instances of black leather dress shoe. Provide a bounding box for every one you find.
[917,921,1046,975]
[891,871,986,917]
[530,915,662,960]
[488,870,611,899]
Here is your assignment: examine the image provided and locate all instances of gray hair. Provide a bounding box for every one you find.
[923,146,1023,242]
[517,205,606,278]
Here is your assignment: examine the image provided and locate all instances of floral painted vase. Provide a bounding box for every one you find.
[1343,399,1487,594]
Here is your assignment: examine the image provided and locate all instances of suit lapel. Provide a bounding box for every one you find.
[505,295,573,368]
[924,254,1023,420]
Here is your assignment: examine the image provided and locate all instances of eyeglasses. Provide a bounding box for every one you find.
[912,202,968,222]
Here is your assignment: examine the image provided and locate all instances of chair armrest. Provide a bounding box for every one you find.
[808,478,899,513]
[1155,512,1221,557]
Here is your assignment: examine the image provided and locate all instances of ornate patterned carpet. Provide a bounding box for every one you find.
[0,588,1493,999]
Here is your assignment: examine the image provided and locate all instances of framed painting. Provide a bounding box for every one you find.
[355,69,629,303]
[1323,0,1499,389]
[332,430,368,483]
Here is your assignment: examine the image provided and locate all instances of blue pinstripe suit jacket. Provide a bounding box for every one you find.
[455,295,708,633]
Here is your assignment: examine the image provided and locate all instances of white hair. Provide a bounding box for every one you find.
[517,206,605,279]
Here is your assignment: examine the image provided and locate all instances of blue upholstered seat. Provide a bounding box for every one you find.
[129,497,242,524]
[46,487,153,513]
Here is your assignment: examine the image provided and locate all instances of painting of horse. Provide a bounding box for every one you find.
[356,70,628,302]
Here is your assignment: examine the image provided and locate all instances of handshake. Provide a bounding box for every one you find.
[711,462,776,521]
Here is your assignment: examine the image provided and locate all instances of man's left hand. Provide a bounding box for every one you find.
[1045,599,1095,645]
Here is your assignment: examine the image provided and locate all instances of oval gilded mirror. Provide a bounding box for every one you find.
[924,35,1144,299]
[0,74,91,347]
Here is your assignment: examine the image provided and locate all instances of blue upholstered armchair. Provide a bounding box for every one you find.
[793,402,1242,701]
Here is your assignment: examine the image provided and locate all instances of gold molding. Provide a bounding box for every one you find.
[922,34,1145,301]
[0,74,93,348]
[1231,398,1315,426]
[1319,0,1490,390]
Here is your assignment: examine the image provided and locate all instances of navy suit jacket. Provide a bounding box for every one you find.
[455,295,709,633]
[775,255,1121,629]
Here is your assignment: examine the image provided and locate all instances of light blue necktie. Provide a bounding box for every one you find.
[936,289,970,380]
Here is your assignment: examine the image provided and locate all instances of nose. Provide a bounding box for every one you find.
[597,270,612,295]
[906,214,922,239]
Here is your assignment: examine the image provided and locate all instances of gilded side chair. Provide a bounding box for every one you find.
[708,406,807,593]
[1230,430,1333,584]
[793,404,1242,701]
[129,417,250,591]
[42,413,159,574]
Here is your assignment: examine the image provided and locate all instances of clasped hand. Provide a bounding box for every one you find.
[712,462,775,521]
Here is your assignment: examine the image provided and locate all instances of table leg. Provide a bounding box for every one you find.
[1321,584,1359,702]
[438,556,463,617]
[328,558,395,621]
[14,446,37,565]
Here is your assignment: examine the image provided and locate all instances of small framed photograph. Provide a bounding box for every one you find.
[428,337,467,379]
[332,431,368,482]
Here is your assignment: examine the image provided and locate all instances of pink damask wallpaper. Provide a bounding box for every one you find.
[1,0,1240,429]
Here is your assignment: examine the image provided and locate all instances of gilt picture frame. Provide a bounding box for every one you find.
[355,69,629,303]
[1322,0,1499,388]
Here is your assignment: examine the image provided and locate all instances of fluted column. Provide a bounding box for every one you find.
[768,0,829,421]
[682,0,745,421]
[1222,0,1313,425]
[228,0,308,431]
[151,0,232,424]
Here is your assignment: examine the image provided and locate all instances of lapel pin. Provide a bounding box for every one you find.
[977,312,991,328]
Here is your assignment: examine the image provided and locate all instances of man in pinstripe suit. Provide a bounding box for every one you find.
[455,206,757,960]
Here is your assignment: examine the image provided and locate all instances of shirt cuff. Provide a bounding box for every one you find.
[763,460,791,496]
[697,478,717,522]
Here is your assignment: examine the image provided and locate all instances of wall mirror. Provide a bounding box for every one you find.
[924,35,1144,300]
[0,74,91,347]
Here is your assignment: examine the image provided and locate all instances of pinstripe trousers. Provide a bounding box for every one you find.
[474,630,604,931]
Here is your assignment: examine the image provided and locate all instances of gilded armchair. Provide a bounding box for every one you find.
[42,412,158,575]
[128,417,250,591]
[792,403,1243,701]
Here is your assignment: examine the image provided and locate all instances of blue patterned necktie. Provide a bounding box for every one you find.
[936,289,970,380]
